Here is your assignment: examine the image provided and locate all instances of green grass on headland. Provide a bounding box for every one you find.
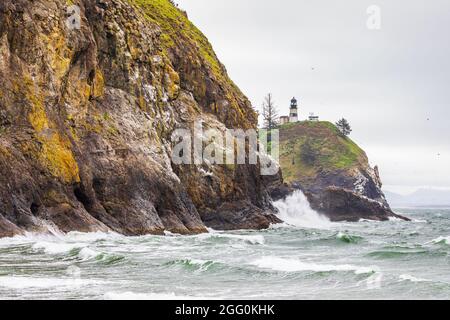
[277,121,367,183]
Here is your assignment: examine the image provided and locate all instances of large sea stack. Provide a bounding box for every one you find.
[270,121,408,222]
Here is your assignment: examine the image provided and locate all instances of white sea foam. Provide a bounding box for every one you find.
[250,256,376,274]
[430,236,450,245]
[32,241,85,255]
[215,234,265,245]
[273,190,331,229]
[358,218,381,223]
[78,247,101,261]
[104,291,209,300]
[388,216,404,222]
[196,233,265,245]
[164,230,177,236]
[336,231,361,243]
[188,258,210,265]
[336,232,347,239]
[0,276,99,289]
[399,274,430,283]
[64,231,121,242]
[1,231,119,248]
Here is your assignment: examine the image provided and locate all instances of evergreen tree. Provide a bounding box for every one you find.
[336,118,352,136]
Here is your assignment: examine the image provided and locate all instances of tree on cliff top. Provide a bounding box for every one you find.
[336,118,352,136]
[262,93,279,130]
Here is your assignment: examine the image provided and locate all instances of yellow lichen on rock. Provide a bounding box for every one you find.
[40,132,80,184]
[63,77,92,122]
[24,76,80,184]
[164,63,180,100]
[0,144,11,157]
[24,76,50,132]
[91,68,105,99]
[40,32,72,83]
[27,94,49,132]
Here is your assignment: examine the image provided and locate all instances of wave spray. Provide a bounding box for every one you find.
[274,190,331,229]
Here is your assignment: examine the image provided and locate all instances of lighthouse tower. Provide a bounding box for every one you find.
[289,97,298,122]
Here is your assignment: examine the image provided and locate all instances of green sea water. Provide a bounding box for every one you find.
[0,192,449,300]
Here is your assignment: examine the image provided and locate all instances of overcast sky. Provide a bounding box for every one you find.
[177,0,450,194]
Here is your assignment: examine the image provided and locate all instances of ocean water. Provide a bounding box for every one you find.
[1,191,449,300]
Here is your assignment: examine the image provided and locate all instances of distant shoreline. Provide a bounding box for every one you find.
[392,206,450,210]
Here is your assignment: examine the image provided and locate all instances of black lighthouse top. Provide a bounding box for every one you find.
[290,97,298,109]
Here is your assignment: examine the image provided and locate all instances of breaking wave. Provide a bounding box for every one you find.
[32,241,85,255]
[70,247,125,265]
[273,191,331,229]
[431,236,450,246]
[250,256,376,275]
[399,274,430,283]
[104,291,209,300]
[0,276,100,289]
[195,233,265,245]
[1,208,449,299]
[28,239,125,265]
[164,259,220,272]
[336,232,363,244]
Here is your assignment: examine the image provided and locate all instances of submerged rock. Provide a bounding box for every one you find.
[0,0,280,237]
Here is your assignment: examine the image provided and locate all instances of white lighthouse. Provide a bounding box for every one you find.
[289,97,298,122]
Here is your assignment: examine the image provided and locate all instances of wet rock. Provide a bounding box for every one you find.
[0,0,280,237]
[307,187,410,222]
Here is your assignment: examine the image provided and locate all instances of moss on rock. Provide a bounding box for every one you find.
[131,0,222,76]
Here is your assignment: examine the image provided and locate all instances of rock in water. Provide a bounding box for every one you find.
[0,0,280,238]
[272,121,409,222]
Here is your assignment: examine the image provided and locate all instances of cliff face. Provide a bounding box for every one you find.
[275,121,408,221]
[0,0,280,238]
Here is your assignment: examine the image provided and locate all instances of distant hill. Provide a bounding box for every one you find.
[385,189,450,207]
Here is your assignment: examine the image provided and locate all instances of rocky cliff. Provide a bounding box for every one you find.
[273,121,408,221]
[0,0,280,238]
